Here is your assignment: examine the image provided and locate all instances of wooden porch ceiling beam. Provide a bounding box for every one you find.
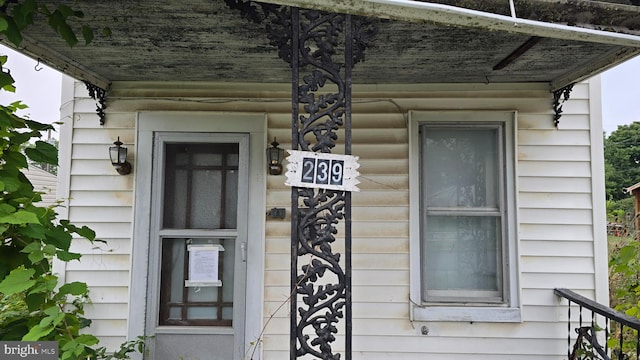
[260,0,640,48]
[551,46,640,90]
[3,34,111,89]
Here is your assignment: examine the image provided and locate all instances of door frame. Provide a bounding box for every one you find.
[129,112,267,358]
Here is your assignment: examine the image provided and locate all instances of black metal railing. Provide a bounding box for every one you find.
[555,288,640,360]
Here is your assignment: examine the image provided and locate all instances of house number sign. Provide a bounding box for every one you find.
[285,150,360,192]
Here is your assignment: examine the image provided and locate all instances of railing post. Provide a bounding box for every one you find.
[555,288,640,360]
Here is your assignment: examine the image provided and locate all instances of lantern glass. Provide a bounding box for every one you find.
[118,147,128,164]
[109,145,121,165]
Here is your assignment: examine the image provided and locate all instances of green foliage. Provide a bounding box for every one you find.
[0,3,142,359]
[605,122,640,201]
[607,198,635,222]
[0,0,108,47]
[0,94,105,357]
[0,79,146,358]
[609,237,640,358]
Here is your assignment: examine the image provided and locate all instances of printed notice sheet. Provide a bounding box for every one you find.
[185,244,224,287]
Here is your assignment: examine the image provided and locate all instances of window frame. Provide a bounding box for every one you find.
[409,111,521,323]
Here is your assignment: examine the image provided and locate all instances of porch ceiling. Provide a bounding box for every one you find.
[5,0,640,90]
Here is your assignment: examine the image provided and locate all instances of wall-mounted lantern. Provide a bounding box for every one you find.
[109,137,132,175]
[266,137,284,175]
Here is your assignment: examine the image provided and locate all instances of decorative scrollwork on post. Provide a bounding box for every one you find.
[82,81,108,126]
[291,10,350,359]
[552,83,574,128]
[228,2,378,359]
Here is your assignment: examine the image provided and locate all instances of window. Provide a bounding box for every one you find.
[409,111,520,322]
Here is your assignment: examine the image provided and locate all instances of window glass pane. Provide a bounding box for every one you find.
[159,238,235,326]
[190,169,222,228]
[163,143,239,229]
[420,123,506,303]
[225,167,238,229]
[193,153,222,166]
[424,128,498,209]
[423,216,501,294]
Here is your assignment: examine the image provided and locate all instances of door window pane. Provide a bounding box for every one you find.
[159,238,235,326]
[163,143,239,229]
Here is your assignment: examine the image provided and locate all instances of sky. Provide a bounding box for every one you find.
[1,44,640,136]
[0,46,62,130]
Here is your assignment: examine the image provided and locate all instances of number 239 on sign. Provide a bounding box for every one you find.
[285,150,360,192]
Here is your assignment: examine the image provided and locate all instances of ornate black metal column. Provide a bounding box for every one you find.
[289,9,354,360]
[227,3,377,359]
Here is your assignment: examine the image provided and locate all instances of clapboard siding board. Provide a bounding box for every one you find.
[519,224,595,241]
[72,128,136,145]
[518,114,590,130]
[519,208,593,225]
[518,161,592,177]
[518,192,593,209]
[61,81,601,357]
[68,206,132,222]
[84,303,130,320]
[74,112,136,129]
[519,256,595,274]
[519,240,594,258]
[65,270,130,287]
[518,145,591,161]
[518,177,592,193]
[65,254,130,271]
[518,129,592,146]
[69,238,132,255]
[68,191,133,207]
[70,175,134,191]
[87,286,130,303]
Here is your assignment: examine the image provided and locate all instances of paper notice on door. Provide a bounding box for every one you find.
[185,244,224,287]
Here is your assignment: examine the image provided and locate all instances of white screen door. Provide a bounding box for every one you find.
[147,133,249,360]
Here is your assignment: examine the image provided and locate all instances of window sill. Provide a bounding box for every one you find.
[411,305,522,323]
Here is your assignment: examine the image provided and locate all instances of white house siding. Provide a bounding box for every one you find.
[57,79,604,358]
[23,165,57,208]
[57,77,135,351]
[263,82,604,359]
